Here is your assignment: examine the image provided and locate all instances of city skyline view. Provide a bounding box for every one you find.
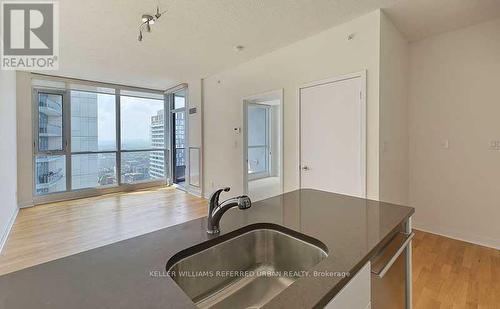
[93,94,166,151]
[35,89,173,195]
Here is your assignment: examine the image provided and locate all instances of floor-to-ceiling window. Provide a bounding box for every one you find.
[120,93,165,184]
[70,91,117,190]
[32,77,167,202]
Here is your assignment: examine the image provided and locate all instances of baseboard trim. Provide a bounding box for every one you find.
[187,187,203,198]
[18,199,34,208]
[0,207,19,253]
[413,223,499,250]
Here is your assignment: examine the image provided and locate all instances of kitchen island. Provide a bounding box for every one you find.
[0,189,414,308]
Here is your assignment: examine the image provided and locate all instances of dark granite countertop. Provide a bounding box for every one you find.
[0,189,414,309]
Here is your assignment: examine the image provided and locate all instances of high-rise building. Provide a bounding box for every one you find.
[36,93,67,194]
[36,91,103,194]
[173,111,186,183]
[70,91,100,190]
[150,109,165,178]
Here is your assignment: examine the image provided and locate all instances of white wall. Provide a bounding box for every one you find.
[187,79,203,148]
[186,78,203,196]
[379,12,409,205]
[203,11,382,198]
[0,70,19,250]
[409,17,500,249]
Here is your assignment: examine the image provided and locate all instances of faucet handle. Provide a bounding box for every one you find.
[209,187,231,207]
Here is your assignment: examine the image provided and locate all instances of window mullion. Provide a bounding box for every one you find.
[65,89,72,191]
[164,92,170,185]
[116,89,122,186]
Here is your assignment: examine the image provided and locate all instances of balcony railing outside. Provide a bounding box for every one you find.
[37,169,64,185]
[39,123,62,136]
[174,147,186,183]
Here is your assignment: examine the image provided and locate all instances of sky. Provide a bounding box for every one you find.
[97,94,164,150]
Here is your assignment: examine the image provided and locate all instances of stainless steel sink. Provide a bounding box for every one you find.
[166,224,328,309]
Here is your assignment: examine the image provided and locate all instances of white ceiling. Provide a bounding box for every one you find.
[386,0,500,42]
[50,0,500,89]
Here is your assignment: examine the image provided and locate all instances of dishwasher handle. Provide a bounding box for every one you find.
[371,232,414,279]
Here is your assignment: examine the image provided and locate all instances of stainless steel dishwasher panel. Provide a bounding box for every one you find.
[371,231,414,309]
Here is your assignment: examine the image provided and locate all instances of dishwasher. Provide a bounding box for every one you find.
[371,221,414,309]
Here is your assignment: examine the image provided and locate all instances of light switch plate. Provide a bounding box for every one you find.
[488,140,500,150]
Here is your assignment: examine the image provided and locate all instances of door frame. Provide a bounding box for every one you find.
[166,85,189,191]
[298,70,367,197]
[242,89,284,196]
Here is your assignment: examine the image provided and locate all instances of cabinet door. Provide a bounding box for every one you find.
[325,262,371,309]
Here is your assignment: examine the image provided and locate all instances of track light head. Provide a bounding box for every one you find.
[138,6,166,41]
[141,14,153,23]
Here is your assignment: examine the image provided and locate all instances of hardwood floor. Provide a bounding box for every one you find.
[0,189,498,308]
[0,186,207,276]
[412,230,500,309]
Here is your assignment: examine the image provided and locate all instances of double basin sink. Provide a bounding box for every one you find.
[166,224,328,309]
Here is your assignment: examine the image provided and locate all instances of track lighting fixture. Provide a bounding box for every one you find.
[138,6,166,41]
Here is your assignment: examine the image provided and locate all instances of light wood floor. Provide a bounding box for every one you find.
[412,230,500,309]
[0,189,498,308]
[0,186,207,275]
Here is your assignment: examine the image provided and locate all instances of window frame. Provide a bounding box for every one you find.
[33,88,68,155]
[247,103,271,180]
[118,93,167,185]
[167,87,189,189]
[33,88,70,196]
[31,76,169,204]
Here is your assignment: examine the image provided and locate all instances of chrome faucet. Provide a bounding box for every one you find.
[207,187,251,234]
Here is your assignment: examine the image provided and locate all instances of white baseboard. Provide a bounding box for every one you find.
[413,222,499,250]
[189,191,203,198]
[187,187,203,198]
[0,207,19,253]
[18,199,34,208]
[173,184,205,199]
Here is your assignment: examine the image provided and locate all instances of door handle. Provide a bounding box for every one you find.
[371,232,414,278]
[301,166,310,171]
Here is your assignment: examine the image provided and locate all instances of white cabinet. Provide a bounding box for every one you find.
[324,262,371,309]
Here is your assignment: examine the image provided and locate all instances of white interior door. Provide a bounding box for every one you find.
[300,73,366,197]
